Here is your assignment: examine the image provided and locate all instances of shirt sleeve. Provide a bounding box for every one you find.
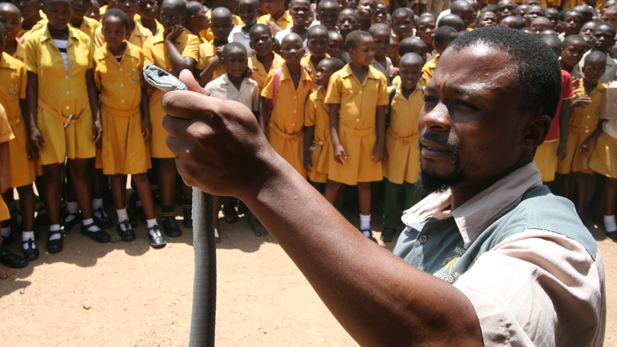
[195,43,208,70]
[0,106,15,143]
[94,27,105,49]
[143,39,155,66]
[23,34,38,74]
[453,230,605,347]
[261,69,276,100]
[182,35,201,63]
[323,73,341,105]
[304,93,316,127]
[86,37,94,70]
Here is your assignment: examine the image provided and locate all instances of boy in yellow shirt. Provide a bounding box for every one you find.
[185,1,210,42]
[324,30,388,242]
[0,3,25,61]
[68,0,101,40]
[258,0,292,35]
[93,0,152,48]
[143,0,199,236]
[0,23,39,261]
[248,24,284,90]
[304,57,346,188]
[381,53,424,243]
[14,0,46,42]
[137,0,164,36]
[95,9,166,248]
[25,0,111,253]
[315,0,340,31]
[200,0,241,42]
[197,7,233,86]
[423,26,459,85]
[300,24,329,88]
[260,33,313,178]
[557,51,607,218]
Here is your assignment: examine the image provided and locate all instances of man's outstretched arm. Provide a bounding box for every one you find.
[161,71,483,347]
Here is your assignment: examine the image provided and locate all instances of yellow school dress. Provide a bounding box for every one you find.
[589,130,617,178]
[261,63,313,178]
[94,41,151,175]
[324,65,388,185]
[94,19,152,49]
[24,25,96,166]
[72,16,101,41]
[300,54,329,90]
[135,16,164,36]
[200,9,242,42]
[422,54,439,85]
[143,28,200,158]
[0,104,15,221]
[0,53,38,188]
[534,141,560,182]
[249,53,284,90]
[557,80,606,175]
[382,84,423,185]
[257,11,293,31]
[304,87,331,183]
[195,41,227,80]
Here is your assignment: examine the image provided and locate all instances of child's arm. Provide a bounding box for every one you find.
[0,141,9,193]
[570,96,591,109]
[259,96,271,135]
[557,99,571,161]
[328,103,346,164]
[26,72,44,154]
[140,85,152,141]
[165,25,197,75]
[86,69,102,146]
[19,98,37,161]
[373,105,387,163]
[580,119,606,155]
[303,126,314,172]
[198,46,223,87]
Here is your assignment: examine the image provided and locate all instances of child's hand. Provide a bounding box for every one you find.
[243,66,253,79]
[571,76,580,90]
[93,118,103,147]
[571,96,591,108]
[304,153,312,172]
[302,64,312,75]
[557,142,567,161]
[142,118,152,141]
[580,137,597,155]
[26,140,39,161]
[0,174,10,194]
[29,126,45,151]
[334,144,347,164]
[372,143,387,163]
[165,25,184,42]
[389,67,399,78]
[216,46,224,57]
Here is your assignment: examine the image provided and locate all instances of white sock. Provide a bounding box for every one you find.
[1,227,10,238]
[22,231,35,249]
[92,198,104,210]
[605,215,617,233]
[116,208,128,222]
[49,224,62,240]
[82,218,100,232]
[146,218,158,229]
[65,202,79,223]
[359,214,371,231]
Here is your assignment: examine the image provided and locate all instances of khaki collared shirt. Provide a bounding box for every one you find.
[204,74,260,112]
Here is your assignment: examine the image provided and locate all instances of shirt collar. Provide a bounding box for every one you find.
[95,41,140,61]
[402,161,542,248]
[39,24,80,45]
[0,52,19,69]
[280,62,312,82]
[340,64,381,80]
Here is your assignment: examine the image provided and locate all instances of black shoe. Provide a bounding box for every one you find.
[0,245,28,268]
[22,239,39,261]
[80,223,111,243]
[117,220,136,242]
[183,208,193,228]
[46,232,63,253]
[61,212,81,234]
[93,207,114,229]
[361,229,378,243]
[381,228,397,243]
[1,232,14,246]
[148,225,167,248]
[161,216,182,237]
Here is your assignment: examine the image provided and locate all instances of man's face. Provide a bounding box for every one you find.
[561,40,587,68]
[338,10,358,38]
[0,7,22,41]
[496,0,514,22]
[392,13,413,39]
[514,4,528,18]
[210,12,233,41]
[307,29,329,58]
[564,12,582,36]
[477,11,497,27]
[418,46,530,192]
[12,0,39,20]
[603,9,617,28]
[593,25,616,53]
[139,0,157,20]
[373,2,387,23]
[237,1,259,27]
[160,4,185,30]
[545,8,559,29]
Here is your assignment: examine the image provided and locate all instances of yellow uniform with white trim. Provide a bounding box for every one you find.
[94,42,151,175]
[24,25,96,165]
[261,63,313,178]
[94,19,152,49]
[0,104,15,221]
[0,53,38,187]
[143,28,200,158]
[324,64,388,185]
[383,84,423,185]
[249,53,284,91]
[195,41,227,80]
[304,87,331,183]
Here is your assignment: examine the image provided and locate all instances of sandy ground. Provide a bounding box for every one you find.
[1,202,616,347]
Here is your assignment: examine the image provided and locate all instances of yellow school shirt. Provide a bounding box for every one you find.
[200,9,243,42]
[17,11,47,42]
[249,53,284,90]
[383,84,423,185]
[324,64,388,185]
[422,54,439,85]
[391,73,428,88]
[257,11,293,31]
[143,28,200,158]
[0,52,37,188]
[300,54,329,90]
[12,43,25,62]
[24,25,96,165]
[94,19,152,49]
[135,16,164,36]
[72,16,101,41]
[195,41,227,80]
[0,104,14,222]
[261,62,313,178]
[94,41,151,175]
[304,87,331,183]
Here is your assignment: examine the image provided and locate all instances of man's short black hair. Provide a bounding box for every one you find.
[595,22,617,35]
[392,7,414,20]
[345,30,371,50]
[185,1,203,27]
[448,27,561,118]
[223,42,248,57]
[501,15,525,29]
[249,23,272,37]
[541,34,562,48]
[102,8,129,29]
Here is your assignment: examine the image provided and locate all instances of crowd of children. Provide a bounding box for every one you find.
[0,0,616,278]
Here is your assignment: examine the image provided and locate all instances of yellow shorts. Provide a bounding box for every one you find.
[534,141,559,182]
[589,132,617,178]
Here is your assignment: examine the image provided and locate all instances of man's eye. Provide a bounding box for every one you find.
[424,96,438,103]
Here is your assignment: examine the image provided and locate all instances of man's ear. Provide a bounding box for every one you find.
[523,114,552,149]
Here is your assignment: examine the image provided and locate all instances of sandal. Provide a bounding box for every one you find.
[222,202,239,224]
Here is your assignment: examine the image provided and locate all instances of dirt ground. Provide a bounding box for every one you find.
[1,200,616,347]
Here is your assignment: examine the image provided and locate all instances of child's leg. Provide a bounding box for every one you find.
[604,177,617,234]
[110,174,128,211]
[42,163,64,252]
[16,185,38,260]
[575,172,592,218]
[132,173,156,221]
[158,158,182,237]
[90,161,111,228]
[0,263,14,279]
[324,179,342,205]
[357,181,377,241]
[403,182,422,210]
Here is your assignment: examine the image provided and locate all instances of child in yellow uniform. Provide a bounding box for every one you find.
[0,3,26,61]
[86,0,101,21]
[260,33,313,178]
[304,57,346,187]
[248,24,284,91]
[315,0,340,31]
[185,1,210,41]
[199,0,241,42]
[196,7,233,86]
[0,25,39,261]
[557,51,607,218]
[381,53,424,243]
[423,26,459,84]
[93,0,153,49]
[69,0,101,40]
[391,37,429,87]
[369,23,393,85]
[137,0,165,36]
[324,31,388,242]
[300,25,329,89]
[15,0,46,43]
[258,0,292,34]
[95,9,166,248]
[143,0,199,236]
